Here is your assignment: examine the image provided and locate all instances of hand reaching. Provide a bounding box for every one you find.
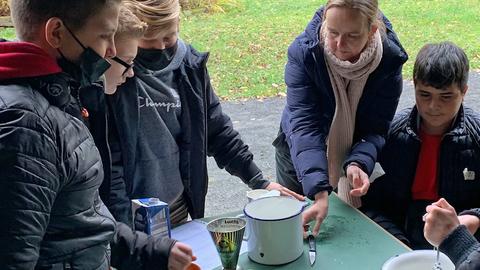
[168,242,196,270]
[266,181,305,201]
[302,191,328,238]
[423,198,460,247]
[346,164,370,197]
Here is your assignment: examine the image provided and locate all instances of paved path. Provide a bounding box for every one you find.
[205,72,480,217]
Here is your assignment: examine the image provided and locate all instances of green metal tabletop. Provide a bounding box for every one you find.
[220,193,410,270]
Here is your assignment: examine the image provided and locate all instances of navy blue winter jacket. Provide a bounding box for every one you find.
[279,7,408,199]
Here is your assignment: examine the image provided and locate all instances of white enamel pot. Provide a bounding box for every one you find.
[243,196,304,265]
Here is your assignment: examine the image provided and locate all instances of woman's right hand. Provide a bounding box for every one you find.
[168,242,196,270]
[302,191,329,238]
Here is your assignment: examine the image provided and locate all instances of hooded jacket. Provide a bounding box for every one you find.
[108,43,269,221]
[0,41,115,269]
[278,7,408,199]
[79,82,176,270]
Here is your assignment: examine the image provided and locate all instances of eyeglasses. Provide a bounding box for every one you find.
[111,56,134,76]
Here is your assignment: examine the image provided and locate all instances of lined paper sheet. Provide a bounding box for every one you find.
[171,220,248,269]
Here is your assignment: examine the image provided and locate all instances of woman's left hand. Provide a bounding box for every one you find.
[346,164,370,197]
[266,182,305,201]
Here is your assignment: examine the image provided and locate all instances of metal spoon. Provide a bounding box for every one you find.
[433,246,442,270]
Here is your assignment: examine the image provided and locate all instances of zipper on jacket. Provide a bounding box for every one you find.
[201,54,209,196]
[104,110,113,206]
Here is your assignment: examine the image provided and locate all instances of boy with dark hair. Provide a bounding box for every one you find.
[361,41,480,249]
[0,0,120,268]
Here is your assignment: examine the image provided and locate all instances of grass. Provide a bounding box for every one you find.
[181,0,480,99]
[181,0,321,99]
[0,27,14,39]
[1,0,479,99]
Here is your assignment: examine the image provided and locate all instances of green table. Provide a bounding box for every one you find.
[221,193,410,270]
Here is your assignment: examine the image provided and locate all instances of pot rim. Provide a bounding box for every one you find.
[243,196,303,221]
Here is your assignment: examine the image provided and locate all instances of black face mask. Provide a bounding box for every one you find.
[136,43,178,71]
[57,24,111,88]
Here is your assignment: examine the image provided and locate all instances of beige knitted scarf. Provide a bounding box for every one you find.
[324,30,383,207]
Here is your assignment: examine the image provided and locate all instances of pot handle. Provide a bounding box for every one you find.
[302,198,313,211]
[235,213,249,240]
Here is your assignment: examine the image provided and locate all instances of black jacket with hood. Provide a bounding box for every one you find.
[0,40,174,270]
[0,41,116,269]
[80,83,176,270]
[108,43,270,223]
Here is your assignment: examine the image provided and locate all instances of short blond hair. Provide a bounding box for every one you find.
[123,0,180,37]
[116,4,148,40]
[322,0,385,36]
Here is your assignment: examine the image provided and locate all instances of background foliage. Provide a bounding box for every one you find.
[180,0,480,99]
[0,0,9,16]
[180,0,240,13]
[1,0,479,99]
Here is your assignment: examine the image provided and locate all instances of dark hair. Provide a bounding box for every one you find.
[413,41,469,90]
[10,0,122,41]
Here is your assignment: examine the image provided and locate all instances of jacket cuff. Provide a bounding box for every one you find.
[147,237,177,270]
[299,172,332,200]
[343,157,371,176]
[305,183,333,200]
[459,208,480,239]
[440,225,479,267]
[247,172,270,189]
[459,208,480,221]
[239,161,265,189]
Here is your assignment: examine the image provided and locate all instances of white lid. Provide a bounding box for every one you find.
[244,196,303,221]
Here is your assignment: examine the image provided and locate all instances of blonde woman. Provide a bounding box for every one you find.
[273,0,408,237]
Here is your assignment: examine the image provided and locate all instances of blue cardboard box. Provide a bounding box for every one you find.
[132,198,171,238]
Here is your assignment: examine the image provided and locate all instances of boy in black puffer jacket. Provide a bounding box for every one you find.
[362,42,480,249]
[0,0,121,268]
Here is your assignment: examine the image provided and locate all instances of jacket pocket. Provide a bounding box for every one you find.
[272,128,288,150]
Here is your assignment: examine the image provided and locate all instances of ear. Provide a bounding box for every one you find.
[44,17,65,49]
[462,85,468,96]
[173,17,181,35]
[368,24,378,39]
